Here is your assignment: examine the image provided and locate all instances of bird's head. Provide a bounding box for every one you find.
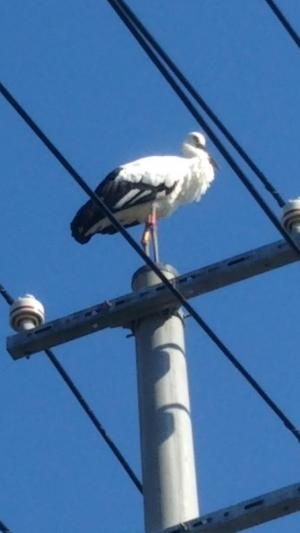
[182,131,207,158]
[182,131,219,170]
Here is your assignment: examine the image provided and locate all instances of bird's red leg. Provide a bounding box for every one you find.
[141,220,151,257]
[150,205,160,263]
[141,206,159,261]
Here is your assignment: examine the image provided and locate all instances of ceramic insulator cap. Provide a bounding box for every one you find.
[10,294,45,332]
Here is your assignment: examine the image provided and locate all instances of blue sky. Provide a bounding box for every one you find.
[1,1,300,532]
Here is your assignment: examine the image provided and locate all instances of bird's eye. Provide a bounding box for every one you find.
[192,136,201,147]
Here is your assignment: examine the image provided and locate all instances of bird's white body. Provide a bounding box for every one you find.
[86,152,214,236]
[71,132,217,244]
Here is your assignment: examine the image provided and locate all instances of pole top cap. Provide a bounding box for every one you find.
[132,263,179,292]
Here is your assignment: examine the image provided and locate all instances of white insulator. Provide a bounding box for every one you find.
[281,198,300,234]
[10,294,45,332]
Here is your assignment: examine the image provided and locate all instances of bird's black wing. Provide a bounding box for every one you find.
[71,167,176,243]
[71,168,121,243]
[94,168,174,210]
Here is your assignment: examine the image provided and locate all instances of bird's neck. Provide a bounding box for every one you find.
[182,143,204,158]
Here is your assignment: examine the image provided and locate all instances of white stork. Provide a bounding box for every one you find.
[71,132,217,261]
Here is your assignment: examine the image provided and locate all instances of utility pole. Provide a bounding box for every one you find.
[133,265,199,532]
[6,199,300,532]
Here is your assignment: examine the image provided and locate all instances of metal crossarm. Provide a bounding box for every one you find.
[6,236,300,359]
[7,237,300,359]
[165,482,300,533]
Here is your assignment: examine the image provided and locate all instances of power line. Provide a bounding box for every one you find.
[106,0,299,254]
[0,284,143,494]
[1,86,300,445]
[109,0,285,209]
[0,286,14,306]
[264,0,300,49]
[0,520,12,533]
[44,348,143,493]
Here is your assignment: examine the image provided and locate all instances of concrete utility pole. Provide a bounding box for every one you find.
[133,265,199,532]
[6,199,300,533]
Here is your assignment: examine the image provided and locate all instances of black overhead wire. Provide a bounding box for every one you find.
[0,284,143,494]
[44,348,143,494]
[0,286,14,306]
[264,0,300,49]
[1,85,300,445]
[106,0,300,255]
[109,0,285,209]
[0,519,12,533]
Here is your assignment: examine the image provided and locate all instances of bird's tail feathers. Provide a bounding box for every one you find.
[71,199,103,244]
